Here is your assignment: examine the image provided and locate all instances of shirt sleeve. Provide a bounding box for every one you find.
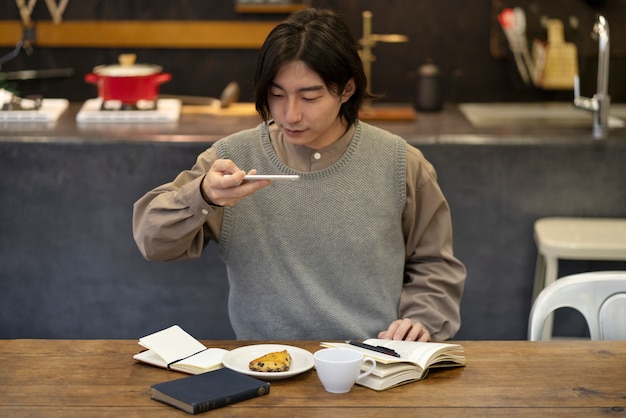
[132,147,224,261]
[399,144,467,340]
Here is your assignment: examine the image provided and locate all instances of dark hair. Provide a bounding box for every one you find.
[254,8,371,126]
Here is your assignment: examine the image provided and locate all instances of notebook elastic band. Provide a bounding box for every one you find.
[166,348,208,369]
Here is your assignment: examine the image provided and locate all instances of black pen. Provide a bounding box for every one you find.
[346,341,401,358]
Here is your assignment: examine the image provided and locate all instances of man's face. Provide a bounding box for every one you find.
[268,60,354,150]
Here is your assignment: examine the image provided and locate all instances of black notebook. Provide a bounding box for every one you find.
[151,367,270,414]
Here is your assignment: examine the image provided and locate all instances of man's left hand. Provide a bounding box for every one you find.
[378,318,431,342]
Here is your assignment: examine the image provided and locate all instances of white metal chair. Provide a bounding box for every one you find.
[528,271,626,341]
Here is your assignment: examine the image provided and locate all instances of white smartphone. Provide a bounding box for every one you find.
[244,175,300,181]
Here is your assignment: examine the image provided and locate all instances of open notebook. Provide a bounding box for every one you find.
[133,325,228,374]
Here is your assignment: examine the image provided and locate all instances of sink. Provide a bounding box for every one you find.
[459,102,626,129]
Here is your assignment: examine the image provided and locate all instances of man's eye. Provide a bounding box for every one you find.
[303,96,320,102]
[269,92,283,97]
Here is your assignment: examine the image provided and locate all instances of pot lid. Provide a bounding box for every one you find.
[93,54,162,77]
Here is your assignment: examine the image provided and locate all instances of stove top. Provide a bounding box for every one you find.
[0,98,69,122]
[76,98,182,123]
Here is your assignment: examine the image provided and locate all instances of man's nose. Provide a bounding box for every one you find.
[284,99,302,123]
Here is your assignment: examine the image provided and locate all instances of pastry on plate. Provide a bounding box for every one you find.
[249,349,292,372]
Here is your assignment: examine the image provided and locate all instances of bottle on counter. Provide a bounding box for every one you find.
[415,60,442,112]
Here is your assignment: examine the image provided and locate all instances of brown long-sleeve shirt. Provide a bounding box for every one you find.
[133,122,466,340]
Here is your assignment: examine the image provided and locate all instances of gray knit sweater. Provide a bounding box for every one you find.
[215,121,407,340]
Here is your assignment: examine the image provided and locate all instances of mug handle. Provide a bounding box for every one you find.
[357,357,377,381]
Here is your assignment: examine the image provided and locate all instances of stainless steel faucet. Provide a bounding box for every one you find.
[574,15,610,140]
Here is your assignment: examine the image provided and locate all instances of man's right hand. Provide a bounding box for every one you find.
[201,159,270,207]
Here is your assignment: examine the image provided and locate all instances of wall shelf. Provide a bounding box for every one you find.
[0,20,281,49]
[234,4,309,14]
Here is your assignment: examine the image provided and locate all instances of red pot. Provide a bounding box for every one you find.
[85,61,171,104]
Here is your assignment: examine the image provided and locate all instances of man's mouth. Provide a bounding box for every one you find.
[282,126,304,136]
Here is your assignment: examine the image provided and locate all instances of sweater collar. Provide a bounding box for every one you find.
[268,121,356,172]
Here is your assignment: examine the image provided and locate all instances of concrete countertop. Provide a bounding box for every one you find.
[2,102,625,146]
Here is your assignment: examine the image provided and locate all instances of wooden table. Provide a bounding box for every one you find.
[1,340,625,417]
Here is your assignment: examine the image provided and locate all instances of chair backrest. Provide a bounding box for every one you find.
[528,271,626,341]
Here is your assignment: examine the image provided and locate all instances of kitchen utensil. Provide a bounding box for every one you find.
[0,89,41,110]
[541,19,578,90]
[161,81,240,108]
[0,68,74,80]
[531,39,547,86]
[498,8,532,85]
[15,0,36,27]
[44,0,69,24]
[513,8,535,81]
[218,81,240,108]
[0,40,33,67]
[416,60,442,112]
[84,54,171,104]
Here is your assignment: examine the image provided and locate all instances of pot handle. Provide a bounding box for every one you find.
[84,73,99,84]
[154,73,172,85]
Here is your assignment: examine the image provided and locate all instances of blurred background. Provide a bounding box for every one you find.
[1,0,624,106]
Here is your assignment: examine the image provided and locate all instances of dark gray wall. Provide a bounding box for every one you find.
[421,140,626,339]
[1,141,235,339]
[2,137,625,340]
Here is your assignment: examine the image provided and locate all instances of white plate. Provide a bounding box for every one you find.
[222,344,314,380]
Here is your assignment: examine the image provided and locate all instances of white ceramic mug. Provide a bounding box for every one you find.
[314,348,377,393]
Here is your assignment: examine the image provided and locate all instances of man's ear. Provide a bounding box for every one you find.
[341,79,356,103]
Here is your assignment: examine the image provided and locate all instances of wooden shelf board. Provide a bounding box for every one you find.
[359,105,417,121]
[0,20,280,49]
[234,4,309,14]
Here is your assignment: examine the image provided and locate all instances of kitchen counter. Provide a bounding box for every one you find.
[2,102,625,144]
[1,102,625,342]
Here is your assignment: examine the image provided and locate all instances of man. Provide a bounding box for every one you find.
[133,8,466,341]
